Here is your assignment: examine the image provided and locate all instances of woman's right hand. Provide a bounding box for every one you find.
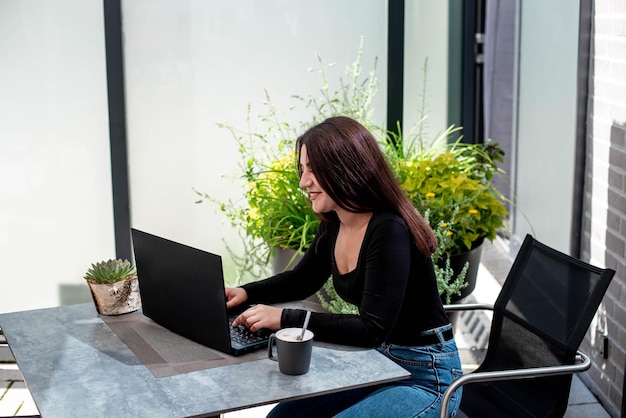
[225,287,248,310]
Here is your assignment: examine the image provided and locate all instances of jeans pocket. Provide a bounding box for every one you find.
[448,368,464,414]
[382,344,434,369]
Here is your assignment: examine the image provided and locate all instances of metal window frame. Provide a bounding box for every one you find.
[103,0,132,261]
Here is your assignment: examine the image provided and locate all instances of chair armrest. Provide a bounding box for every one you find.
[438,351,591,418]
[443,303,494,312]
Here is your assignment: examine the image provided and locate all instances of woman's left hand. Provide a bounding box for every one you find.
[232,304,283,332]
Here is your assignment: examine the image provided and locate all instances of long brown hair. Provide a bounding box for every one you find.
[296,116,437,255]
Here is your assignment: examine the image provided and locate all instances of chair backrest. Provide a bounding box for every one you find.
[461,234,615,418]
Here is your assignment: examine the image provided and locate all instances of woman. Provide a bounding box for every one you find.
[227,116,463,417]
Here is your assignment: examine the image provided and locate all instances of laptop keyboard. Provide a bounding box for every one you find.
[230,324,268,345]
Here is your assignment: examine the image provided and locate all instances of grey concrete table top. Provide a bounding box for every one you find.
[0,303,410,418]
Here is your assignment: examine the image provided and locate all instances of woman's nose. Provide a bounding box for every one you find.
[299,172,311,188]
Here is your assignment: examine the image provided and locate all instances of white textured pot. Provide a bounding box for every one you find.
[87,278,141,315]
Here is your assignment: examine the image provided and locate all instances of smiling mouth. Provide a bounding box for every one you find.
[309,192,321,200]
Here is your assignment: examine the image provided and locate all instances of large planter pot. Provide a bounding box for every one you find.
[440,238,484,302]
[272,247,326,311]
[87,278,142,315]
[271,247,303,273]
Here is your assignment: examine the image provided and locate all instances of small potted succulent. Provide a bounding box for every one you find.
[84,259,141,315]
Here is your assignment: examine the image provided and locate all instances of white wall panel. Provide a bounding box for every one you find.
[0,0,113,312]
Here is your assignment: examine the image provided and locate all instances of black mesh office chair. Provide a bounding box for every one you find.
[440,234,615,418]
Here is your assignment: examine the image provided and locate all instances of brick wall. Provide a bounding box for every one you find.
[580,1,626,416]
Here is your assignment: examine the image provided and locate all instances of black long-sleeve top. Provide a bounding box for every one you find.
[241,211,450,348]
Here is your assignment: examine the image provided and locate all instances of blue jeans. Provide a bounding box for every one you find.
[266,324,463,418]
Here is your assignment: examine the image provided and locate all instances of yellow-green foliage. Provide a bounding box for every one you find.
[245,153,318,253]
[389,139,508,255]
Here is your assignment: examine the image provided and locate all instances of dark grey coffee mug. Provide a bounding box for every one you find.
[267,327,314,375]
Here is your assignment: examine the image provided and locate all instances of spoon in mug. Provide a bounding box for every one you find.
[297,311,311,341]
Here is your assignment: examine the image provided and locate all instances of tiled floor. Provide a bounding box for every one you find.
[0,342,38,417]
[0,238,614,417]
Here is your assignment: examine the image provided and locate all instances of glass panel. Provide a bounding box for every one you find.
[404,1,452,142]
[513,1,580,251]
[122,0,387,284]
[0,1,113,312]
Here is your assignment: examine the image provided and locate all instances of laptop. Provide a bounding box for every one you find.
[130,228,270,356]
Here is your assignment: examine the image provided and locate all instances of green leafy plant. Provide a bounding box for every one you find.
[428,212,469,304]
[195,38,378,283]
[84,259,137,285]
[318,280,359,315]
[245,153,318,253]
[196,43,508,312]
[389,137,508,255]
[384,57,508,255]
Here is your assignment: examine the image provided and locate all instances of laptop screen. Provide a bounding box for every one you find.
[130,228,233,354]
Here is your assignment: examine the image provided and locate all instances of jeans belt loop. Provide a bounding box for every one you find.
[414,328,454,346]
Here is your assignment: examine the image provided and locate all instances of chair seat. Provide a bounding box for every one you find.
[458,375,572,418]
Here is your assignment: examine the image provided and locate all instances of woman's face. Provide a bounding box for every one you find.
[299,145,338,214]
